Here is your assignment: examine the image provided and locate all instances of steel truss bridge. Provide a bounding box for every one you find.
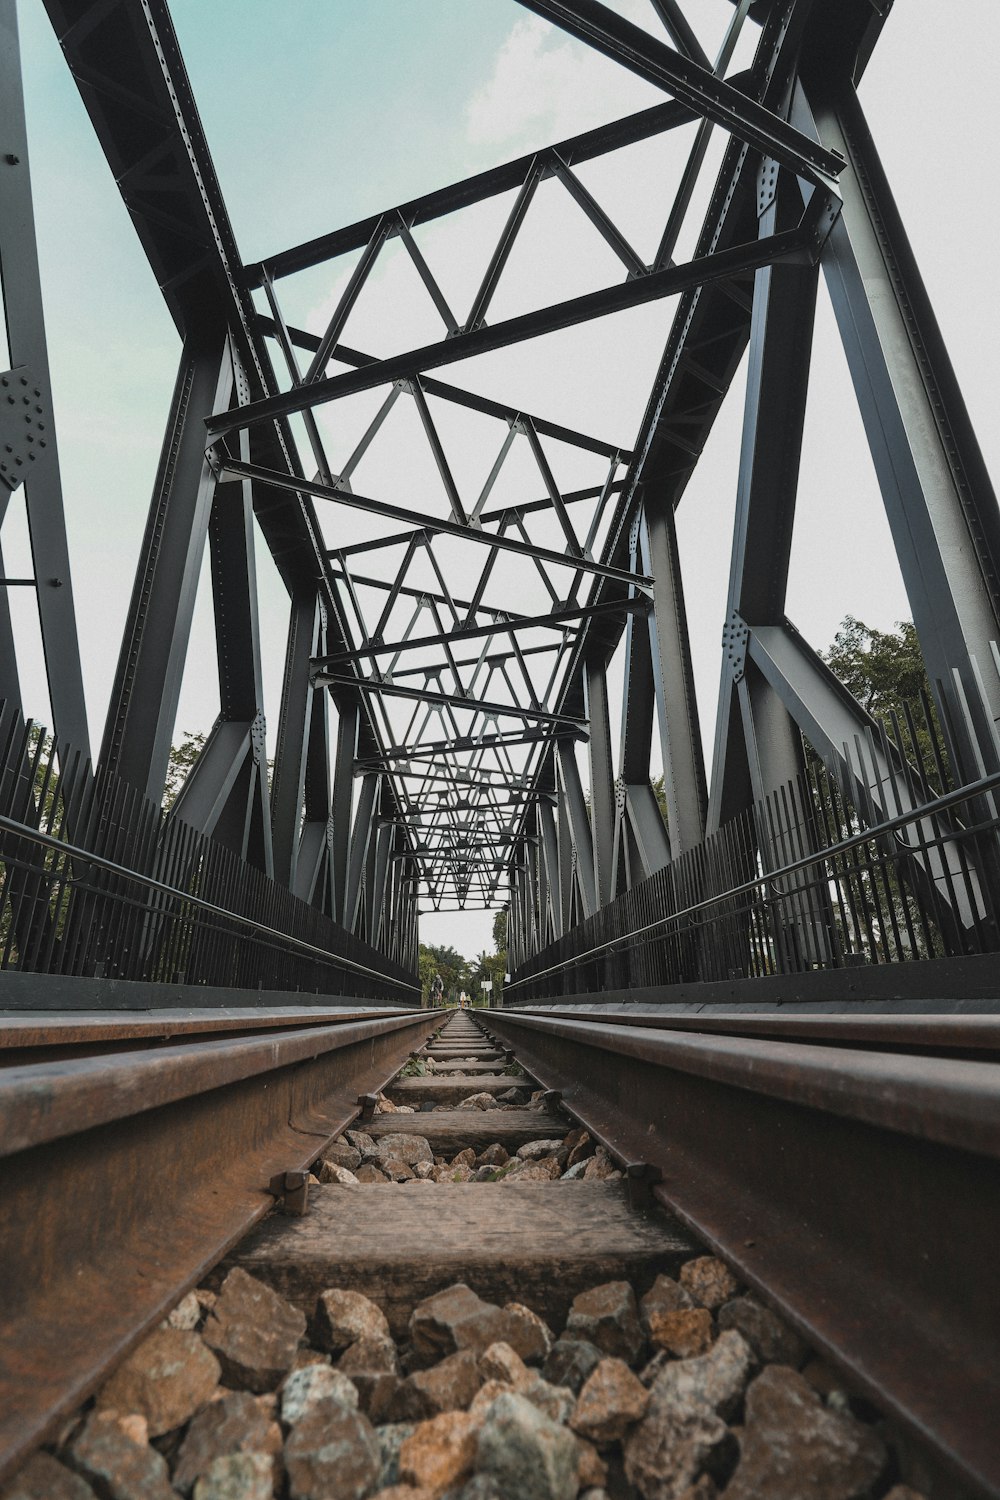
[1,0,1000,1008]
[4,4,1000,1495]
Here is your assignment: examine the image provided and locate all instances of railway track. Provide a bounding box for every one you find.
[0,1004,996,1498]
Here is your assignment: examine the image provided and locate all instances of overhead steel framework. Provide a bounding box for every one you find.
[1,0,999,993]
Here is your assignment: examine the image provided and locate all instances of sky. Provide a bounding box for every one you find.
[6,0,999,962]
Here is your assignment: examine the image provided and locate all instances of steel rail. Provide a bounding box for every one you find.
[506,766,1000,989]
[0,811,420,995]
[487,1008,1000,1498]
[0,1007,441,1483]
[493,1008,1000,1055]
[0,1006,419,1049]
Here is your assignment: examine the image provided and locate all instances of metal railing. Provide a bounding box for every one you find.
[509,687,1000,1000]
[0,702,417,1001]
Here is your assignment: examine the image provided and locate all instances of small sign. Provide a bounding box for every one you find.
[480,979,493,991]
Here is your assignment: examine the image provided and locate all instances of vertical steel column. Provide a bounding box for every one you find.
[584,657,617,907]
[0,0,89,754]
[537,798,562,939]
[555,773,575,932]
[330,696,360,923]
[0,541,20,709]
[271,592,322,887]
[360,779,382,945]
[615,573,671,887]
[707,167,819,829]
[639,501,706,854]
[524,822,541,959]
[798,82,1000,783]
[292,672,333,911]
[369,819,393,955]
[512,860,528,969]
[344,771,378,935]
[206,408,272,875]
[556,736,596,919]
[100,329,233,801]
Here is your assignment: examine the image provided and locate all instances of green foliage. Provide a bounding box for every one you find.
[469,946,505,1007]
[821,615,946,784]
[822,616,929,715]
[651,773,668,826]
[164,731,206,810]
[811,616,948,962]
[418,941,473,1006]
[492,908,507,953]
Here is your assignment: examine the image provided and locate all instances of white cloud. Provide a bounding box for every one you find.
[464,12,660,150]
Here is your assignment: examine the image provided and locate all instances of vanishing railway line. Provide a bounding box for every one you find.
[2,1002,997,1498]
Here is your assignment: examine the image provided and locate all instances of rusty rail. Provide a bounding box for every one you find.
[488,1009,1000,1500]
[0,1006,439,1481]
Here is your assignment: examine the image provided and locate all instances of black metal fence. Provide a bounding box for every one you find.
[509,686,1000,1000]
[0,702,418,1002]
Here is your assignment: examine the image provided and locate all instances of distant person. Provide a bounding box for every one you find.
[431,973,444,1006]
[459,989,468,1008]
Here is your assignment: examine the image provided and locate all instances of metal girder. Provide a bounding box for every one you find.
[43,0,406,806]
[794,82,1000,787]
[358,728,572,767]
[708,170,820,833]
[648,0,711,70]
[612,561,673,892]
[639,503,707,855]
[257,325,629,464]
[499,0,812,907]
[746,621,984,934]
[343,772,378,935]
[10,0,998,982]
[312,597,649,669]
[101,331,234,802]
[246,97,704,285]
[556,737,596,920]
[169,720,252,843]
[516,0,844,189]
[622,783,672,886]
[585,659,617,908]
[0,0,89,756]
[330,697,359,924]
[271,593,324,887]
[312,673,584,730]
[292,666,335,910]
[216,456,649,589]
[207,224,817,442]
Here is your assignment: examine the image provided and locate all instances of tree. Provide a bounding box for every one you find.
[492,908,507,952]
[469,947,505,1007]
[164,732,206,809]
[811,616,948,962]
[820,615,946,785]
[822,616,929,716]
[418,941,472,1006]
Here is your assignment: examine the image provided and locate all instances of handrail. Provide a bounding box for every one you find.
[507,767,1000,989]
[0,812,421,995]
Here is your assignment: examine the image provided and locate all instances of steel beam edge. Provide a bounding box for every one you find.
[488,1009,1000,1499]
[0,1008,438,1483]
